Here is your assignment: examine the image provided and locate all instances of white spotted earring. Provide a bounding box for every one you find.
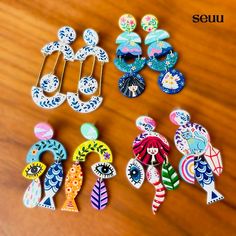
[32,26,76,109]
[67,29,109,113]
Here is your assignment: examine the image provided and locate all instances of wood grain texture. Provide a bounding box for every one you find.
[1,0,236,235]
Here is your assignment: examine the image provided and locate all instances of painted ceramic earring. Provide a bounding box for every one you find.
[61,123,116,212]
[170,109,224,204]
[114,14,146,98]
[67,29,109,113]
[141,15,185,94]
[22,122,67,209]
[32,26,76,109]
[126,116,179,214]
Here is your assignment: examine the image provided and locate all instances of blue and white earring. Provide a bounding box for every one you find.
[31,26,76,109]
[141,15,185,94]
[67,29,109,113]
[114,14,146,98]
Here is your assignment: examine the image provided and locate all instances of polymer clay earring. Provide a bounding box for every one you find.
[67,29,109,113]
[32,26,76,109]
[126,116,179,214]
[61,123,116,212]
[114,14,146,98]
[141,15,185,94]
[170,109,224,204]
[22,122,67,209]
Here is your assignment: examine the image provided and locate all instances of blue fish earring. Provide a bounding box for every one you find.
[22,123,67,210]
[32,26,76,109]
[141,15,185,94]
[170,109,224,204]
[114,14,146,98]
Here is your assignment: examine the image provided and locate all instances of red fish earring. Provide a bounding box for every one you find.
[126,116,179,214]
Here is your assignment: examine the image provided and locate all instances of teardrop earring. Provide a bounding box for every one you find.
[141,14,185,94]
[32,26,76,109]
[114,14,146,98]
[67,29,109,113]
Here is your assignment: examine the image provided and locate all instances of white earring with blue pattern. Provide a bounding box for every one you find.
[67,29,109,113]
[32,26,76,109]
[141,15,185,94]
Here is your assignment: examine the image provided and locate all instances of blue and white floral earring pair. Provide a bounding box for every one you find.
[32,26,109,113]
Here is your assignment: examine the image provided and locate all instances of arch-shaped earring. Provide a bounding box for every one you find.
[141,15,185,94]
[67,29,109,113]
[114,14,146,98]
[170,109,224,204]
[31,26,76,109]
[22,123,67,210]
[61,123,116,212]
[126,116,179,214]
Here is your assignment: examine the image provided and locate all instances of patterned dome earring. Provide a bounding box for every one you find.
[126,116,179,214]
[61,123,116,212]
[22,123,67,210]
[67,29,109,113]
[114,14,146,98]
[32,26,76,109]
[170,109,224,204]
[141,15,185,94]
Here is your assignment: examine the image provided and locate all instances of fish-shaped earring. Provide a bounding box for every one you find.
[114,14,146,98]
[67,29,109,113]
[126,116,179,214]
[170,109,224,204]
[22,122,67,209]
[141,14,185,94]
[32,26,76,109]
[61,123,116,212]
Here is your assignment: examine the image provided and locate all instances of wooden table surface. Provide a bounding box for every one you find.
[1,0,236,235]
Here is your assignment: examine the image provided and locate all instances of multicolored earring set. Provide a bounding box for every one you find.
[22,109,223,213]
[22,122,115,211]
[114,14,185,98]
[32,26,108,113]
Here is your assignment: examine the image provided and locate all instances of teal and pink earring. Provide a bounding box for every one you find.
[141,14,185,94]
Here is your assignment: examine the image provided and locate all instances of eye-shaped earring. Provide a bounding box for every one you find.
[126,116,179,214]
[32,26,76,109]
[22,123,67,209]
[61,123,116,212]
[141,14,185,94]
[67,29,109,113]
[170,109,224,204]
[114,14,146,98]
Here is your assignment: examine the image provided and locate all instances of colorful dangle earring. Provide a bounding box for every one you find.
[67,29,109,113]
[61,123,116,212]
[22,122,67,209]
[32,26,76,109]
[141,15,185,94]
[126,116,179,214]
[114,14,146,98]
[170,109,224,204]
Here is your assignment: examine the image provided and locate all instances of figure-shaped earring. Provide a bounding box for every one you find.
[67,29,109,113]
[114,14,146,98]
[126,116,179,214]
[141,15,185,94]
[32,26,76,109]
[22,122,67,209]
[170,109,224,204]
[61,123,116,212]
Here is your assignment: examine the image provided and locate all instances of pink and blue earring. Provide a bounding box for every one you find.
[67,29,109,113]
[22,123,67,209]
[114,14,146,98]
[61,123,116,212]
[141,15,185,94]
[126,116,179,214]
[170,109,224,204]
[32,26,76,109]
